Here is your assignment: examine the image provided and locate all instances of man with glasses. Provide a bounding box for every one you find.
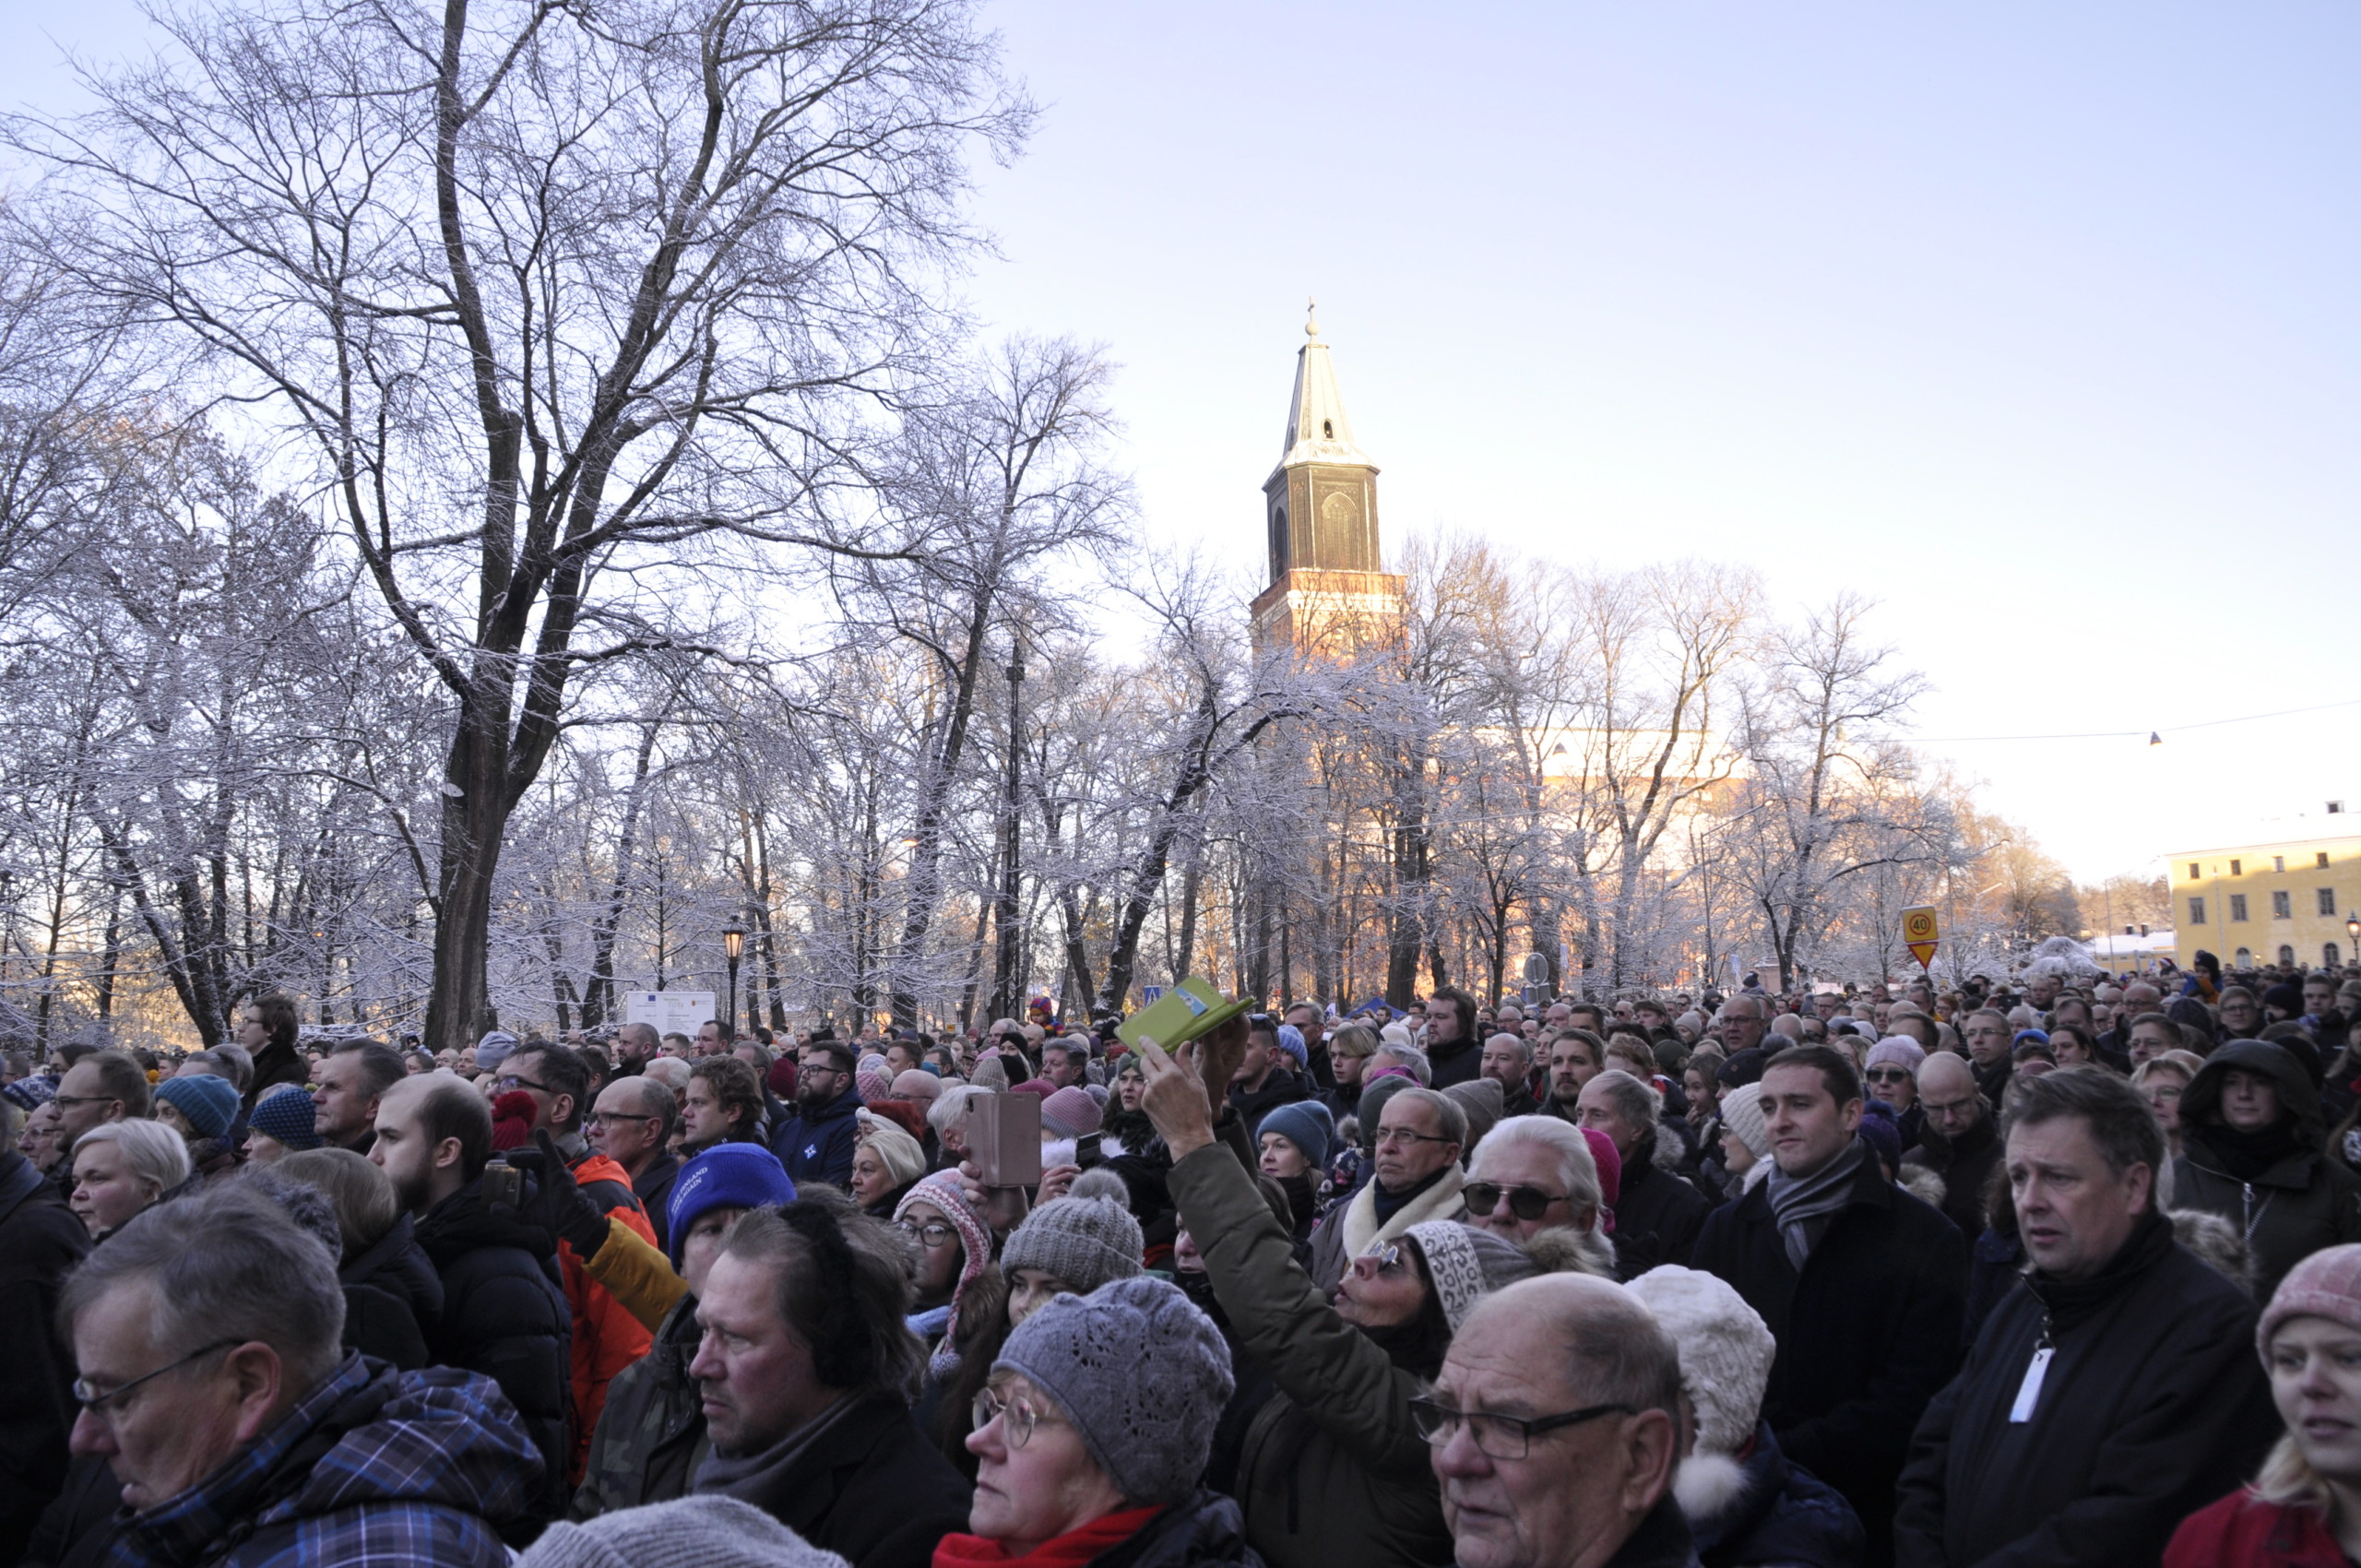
[769,1039,862,1189]
[1308,1087,1468,1294]
[1424,1272,1691,1568]
[588,1075,681,1251]
[55,1184,533,1563]
[1463,1115,1617,1274]
[1960,1007,2015,1111]
[313,1039,405,1156]
[47,1050,151,1191]
[1901,1052,2002,1245]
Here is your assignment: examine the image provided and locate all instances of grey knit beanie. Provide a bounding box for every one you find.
[995,1276,1233,1506]
[520,1495,849,1568]
[1406,1220,1542,1334]
[1001,1195,1143,1290]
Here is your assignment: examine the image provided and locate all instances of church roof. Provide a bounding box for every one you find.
[1271,303,1378,481]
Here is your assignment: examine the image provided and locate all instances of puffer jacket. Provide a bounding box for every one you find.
[413,1180,573,1525]
[101,1354,537,1568]
[339,1210,443,1370]
[561,1145,659,1479]
[1680,1420,1862,1568]
[2172,1039,2361,1299]
[1165,1117,1452,1568]
[573,1293,707,1519]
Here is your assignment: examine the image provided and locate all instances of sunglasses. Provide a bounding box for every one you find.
[1863,1068,1913,1085]
[1463,1181,1569,1221]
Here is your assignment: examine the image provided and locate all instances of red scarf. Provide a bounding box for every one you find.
[932,1506,1167,1568]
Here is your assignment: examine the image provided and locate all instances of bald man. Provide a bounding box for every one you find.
[1430,1275,1689,1568]
[1900,1052,2001,1243]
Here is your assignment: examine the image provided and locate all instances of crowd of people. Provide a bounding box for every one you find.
[6,954,2361,1567]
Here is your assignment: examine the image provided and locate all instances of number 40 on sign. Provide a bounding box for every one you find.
[1902,907,1940,971]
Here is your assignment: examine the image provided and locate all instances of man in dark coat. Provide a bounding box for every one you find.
[1226,1016,1311,1136]
[373,1075,573,1525]
[1960,1008,2014,1112]
[689,1201,969,1568]
[1421,986,1483,1089]
[1894,1066,2281,1567]
[1902,1052,2004,1245]
[1691,1045,1965,1568]
[0,1145,89,1562]
[2171,1037,2361,1301]
[770,1039,863,1189]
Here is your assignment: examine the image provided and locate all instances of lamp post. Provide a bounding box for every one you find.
[2346,913,2358,968]
[723,924,746,1037]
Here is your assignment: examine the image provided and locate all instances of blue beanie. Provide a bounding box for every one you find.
[248,1086,325,1151]
[1257,1099,1335,1172]
[1856,1098,1902,1172]
[666,1143,797,1268]
[156,1074,241,1142]
[1274,1024,1309,1071]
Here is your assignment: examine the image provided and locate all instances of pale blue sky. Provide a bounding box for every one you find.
[9,2,2356,883]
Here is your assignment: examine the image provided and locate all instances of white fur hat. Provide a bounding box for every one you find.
[1625,1265,1774,1459]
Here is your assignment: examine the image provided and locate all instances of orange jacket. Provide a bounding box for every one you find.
[561,1148,658,1482]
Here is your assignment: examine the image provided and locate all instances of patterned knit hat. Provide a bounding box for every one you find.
[995,1277,1232,1507]
[1627,1265,1774,1457]
[1002,1194,1142,1290]
[856,1068,893,1104]
[2260,1242,2361,1357]
[1039,1086,1103,1140]
[895,1170,993,1360]
[3,1074,56,1112]
[1406,1220,1541,1334]
[156,1073,241,1142]
[247,1084,325,1152]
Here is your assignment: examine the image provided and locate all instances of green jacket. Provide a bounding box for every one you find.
[1166,1118,1453,1568]
[571,1293,708,1519]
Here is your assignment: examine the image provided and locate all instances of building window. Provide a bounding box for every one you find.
[2322,888,2340,917]
[2274,891,2293,919]
[2323,852,2335,869]
[2189,897,2207,925]
[2281,945,2297,966]
[2275,856,2287,873]
[2236,947,2254,968]
[2230,895,2249,922]
[2331,943,2345,967]
[2189,861,2201,881]
[2231,859,2244,876]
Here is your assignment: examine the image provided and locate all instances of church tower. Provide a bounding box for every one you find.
[1249,304,1406,658]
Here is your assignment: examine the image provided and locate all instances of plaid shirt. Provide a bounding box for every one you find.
[106,1353,539,1568]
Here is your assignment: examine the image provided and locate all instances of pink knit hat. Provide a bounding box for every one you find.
[1040,1085,1103,1140]
[2260,1243,2361,1357]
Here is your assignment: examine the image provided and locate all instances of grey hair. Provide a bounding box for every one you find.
[60,1184,346,1388]
[930,1082,994,1137]
[1372,1043,1432,1086]
[1587,1069,1660,1134]
[210,1043,256,1094]
[1471,1114,1606,1222]
[73,1120,191,1195]
[1382,1086,1466,1148]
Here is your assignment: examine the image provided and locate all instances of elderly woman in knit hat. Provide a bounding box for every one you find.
[1862,1037,1927,1147]
[2169,1244,2361,1566]
[851,1106,929,1218]
[1133,1026,1567,1568]
[936,1277,1252,1568]
[1628,1265,1864,1566]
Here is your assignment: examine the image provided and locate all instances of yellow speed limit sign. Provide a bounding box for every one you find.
[1902,906,1940,970]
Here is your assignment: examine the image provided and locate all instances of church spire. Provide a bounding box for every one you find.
[1273,297,1374,481]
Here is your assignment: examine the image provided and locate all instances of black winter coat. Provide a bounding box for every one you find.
[413,1180,573,1522]
[697,1392,972,1568]
[770,1085,862,1189]
[339,1211,443,1371]
[1903,1111,2004,1245]
[575,1293,706,1518]
[2171,1038,2361,1301]
[1691,1152,1965,1567]
[1611,1140,1713,1275]
[1894,1211,2281,1568]
[1426,1035,1481,1088]
[1086,1491,1265,1568]
[0,1151,90,1565]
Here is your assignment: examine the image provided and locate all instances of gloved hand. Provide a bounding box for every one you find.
[505,1128,611,1260]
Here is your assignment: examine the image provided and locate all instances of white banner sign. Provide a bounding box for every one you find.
[622,990,717,1039]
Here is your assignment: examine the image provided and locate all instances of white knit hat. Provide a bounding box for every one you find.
[1626,1265,1774,1458]
[1719,1088,1771,1161]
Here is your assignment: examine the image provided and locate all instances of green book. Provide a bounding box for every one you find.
[1117,978,1258,1051]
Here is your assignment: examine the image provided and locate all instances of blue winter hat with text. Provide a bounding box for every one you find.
[666,1142,797,1267]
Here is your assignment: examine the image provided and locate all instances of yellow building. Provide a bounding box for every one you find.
[2167,828,2361,973]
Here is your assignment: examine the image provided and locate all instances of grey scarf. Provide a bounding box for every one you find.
[693,1392,856,1496]
[1765,1138,1866,1271]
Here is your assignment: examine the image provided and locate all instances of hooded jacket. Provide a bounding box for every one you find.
[413,1179,573,1524]
[1680,1420,1863,1568]
[338,1210,444,1371]
[100,1354,538,1568]
[2172,1039,2361,1300]
[770,1083,862,1189]
[1894,1210,2281,1568]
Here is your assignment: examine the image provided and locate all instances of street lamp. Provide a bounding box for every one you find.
[723,924,746,1036]
[2346,913,2358,965]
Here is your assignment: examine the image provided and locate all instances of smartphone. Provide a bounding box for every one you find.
[968,1091,1043,1190]
[481,1158,523,1209]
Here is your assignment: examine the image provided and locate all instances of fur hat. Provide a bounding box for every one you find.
[155,1073,241,1142]
[1406,1220,1540,1333]
[1003,1195,1143,1291]
[1628,1265,1775,1522]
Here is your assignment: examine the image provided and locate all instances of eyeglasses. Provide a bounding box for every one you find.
[1373,1126,1455,1148]
[1351,1241,1412,1279]
[49,1093,117,1111]
[587,1111,658,1130]
[974,1384,1063,1448]
[1407,1396,1635,1459]
[495,1075,554,1095]
[1863,1068,1913,1085]
[72,1338,244,1419]
[1463,1182,1569,1221]
[896,1218,957,1248]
